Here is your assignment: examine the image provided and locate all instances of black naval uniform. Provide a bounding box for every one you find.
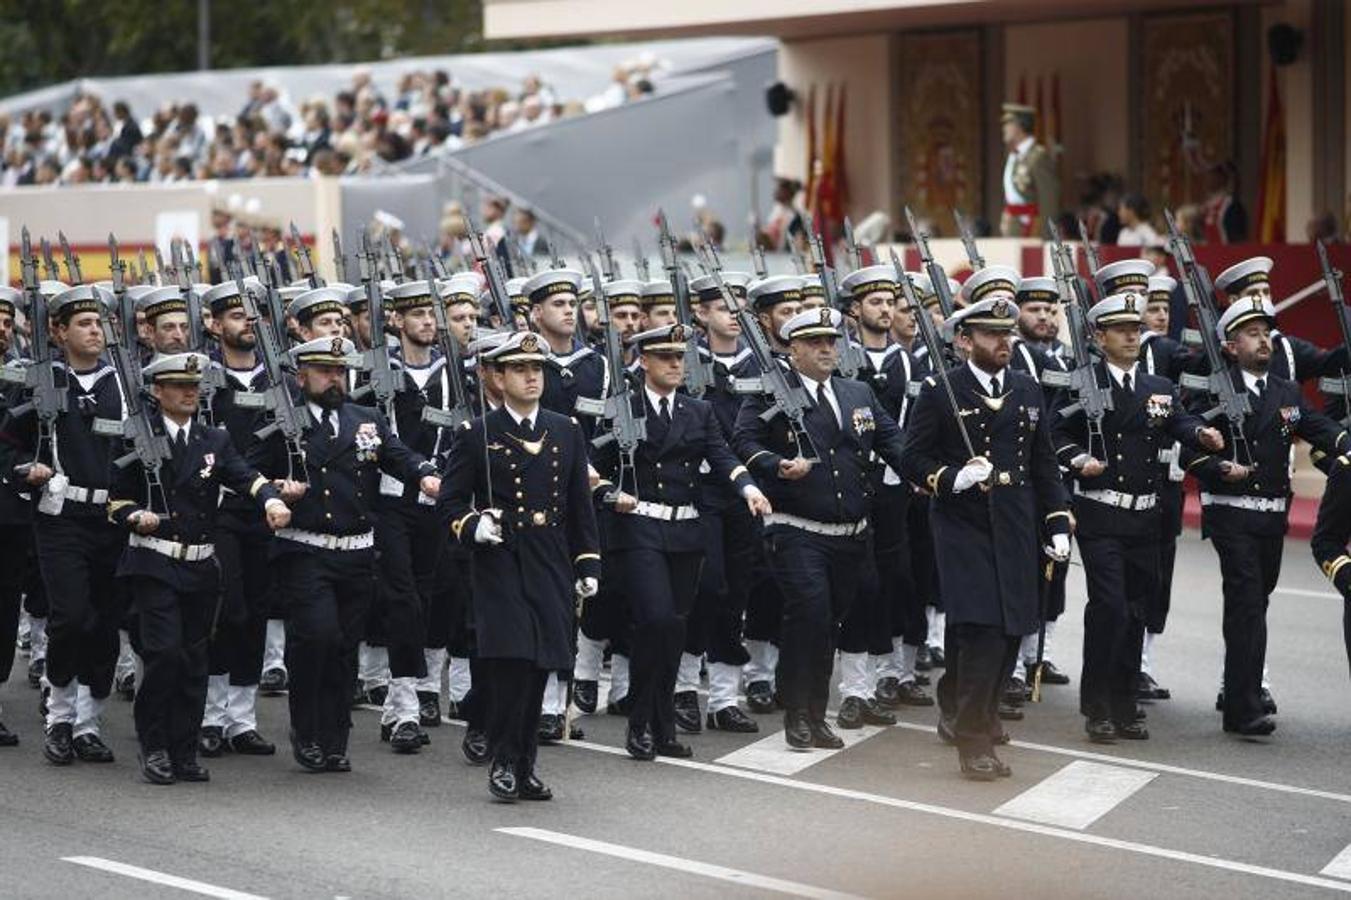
[1052,363,1207,731]
[595,386,755,752]
[440,406,601,789]
[735,372,905,742]
[1311,454,1351,679]
[900,363,1070,762]
[251,400,435,768]
[1182,367,1347,730]
[0,369,41,744]
[541,341,607,438]
[109,415,280,776]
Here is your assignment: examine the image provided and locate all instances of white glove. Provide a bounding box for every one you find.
[1044,533,1071,562]
[575,577,599,599]
[474,512,503,545]
[953,457,994,493]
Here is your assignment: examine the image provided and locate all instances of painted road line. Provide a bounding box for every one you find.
[1272,586,1340,600]
[62,857,268,900]
[497,827,865,900]
[1321,845,1351,881]
[715,725,883,775]
[993,760,1157,829]
[559,739,1351,895]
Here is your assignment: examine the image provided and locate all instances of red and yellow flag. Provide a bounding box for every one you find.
[1255,68,1286,242]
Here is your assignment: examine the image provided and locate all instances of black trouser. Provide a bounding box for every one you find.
[687,503,756,667]
[1147,480,1184,633]
[277,548,375,755]
[0,523,32,686]
[937,623,1019,757]
[130,575,214,762]
[1078,534,1155,723]
[765,529,866,718]
[614,547,703,740]
[377,505,444,679]
[579,579,630,656]
[837,536,886,656]
[482,658,549,774]
[428,542,474,657]
[1210,531,1283,725]
[209,509,273,687]
[907,494,941,616]
[35,513,124,696]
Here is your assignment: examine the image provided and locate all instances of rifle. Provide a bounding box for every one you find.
[693,241,818,462]
[1042,221,1114,461]
[842,217,861,271]
[58,231,83,284]
[108,234,139,359]
[95,302,172,515]
[332,229,351,284]
[1165,209,1252,465]
[808,230,864,379]
[227,259,311,480]
[1316,240,1351,425]
[749,228,768,279]
[1077,218,1102,285]
[155,246,172,287]
[290,223,322,289]
[252,247,289,339]
[657,210,713,398]
[465,213,516,329]
[632,237,650,281]
[954,210,985,270]
[788,235,808,275]
[172,239,223,425]
[351,234,401,419]
[595,218,618,281]
[904,207,957,319]
[3,228,67,464]
[574,251,646,500]
[422,250,474,432]
[137,249,151,286]
[184,243,203,284]
[40,238,60,282]
[505,236,533,279]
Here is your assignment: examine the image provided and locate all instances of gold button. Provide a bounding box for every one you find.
[514,477,522,484]
[517,506,525,512]
[515,491,523,499]
[655,463,662,469]
[998,472,1011,485]
[325,512,332,519]
[532,511,546,525]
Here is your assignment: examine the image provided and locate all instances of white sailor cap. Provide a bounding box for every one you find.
[798,273,826,303]
[142,351,211,384]
[748,275,804,311]
[289,287,349,323]
[1147,275,1177,302]
[440,272,485,305]
[641,279,675,308]
[908,272,960,308]
[386,281,436,312]
[1214,257,1273,297]
[1094,259,1153,297]
[49,284,110,321]
[202,278,265,312]
[601,279,644,309]
[943,295,1019,340]
[690,271,753,303]
[839,265,898,301]
[628,323,694,353]
[522,269,583,304]
[481,330,550,365]
[780,306,843,342]
[278,284,307,305]
[39,280,69,299]
[467,329,511,357]
[1216,294,1277,340]
[1087,291,1145,328]
[134,286,187,320]
[0,286,22,316]
[960,265,1020,305]
[290,336,361,367]
[1016,276,1058,305]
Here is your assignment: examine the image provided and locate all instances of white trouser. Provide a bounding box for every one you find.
[676,652,702,694]
[926,609,945,649]
[203,674,230,728]
[898,641,920,686]
[447,656,472,703]
[1141,631,1158,676]
[573,633,606,682]
[382,677,420,726]
[46,680,78,729]
[263,619,287,673]
[17,608,30,647]
[28,615,47,662]
[541,671,567,715]
[74,684,103,738]
[417,648,447,696]
[115,630,138,682]
[743,640,778,686]
[837,651,872,701]
[608,654,630,704]
[706,662,741,713]
[225,685,258,739]
[358,642,389,689]
[1013,621,1056,681]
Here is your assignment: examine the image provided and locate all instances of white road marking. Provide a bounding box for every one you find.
[62,857,267,900]
[1272,586,1340,600]
[497,827,865,899]
[715,726,883,775]
[1321,844,1351,880]
[557,740,1351,894]
[993,760,1157,830]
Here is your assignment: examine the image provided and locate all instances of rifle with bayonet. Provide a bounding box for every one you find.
[155,246,172,287]
[1316,240,1351,425]
[842,217,861,271]
[421,250,474,433]
[465,214,516,329]
[749,228,768,279]
[657,210,713,398]
[40,238,60,283]
[954,210,985,270]
[58,231,83,284]
[172,239,223,425]
[693,241,818,462]
[1042,221,1114,461]
[252,247,289,338]
[1165,209,1252,466]
[184,243,203,284]
[905,206,956,320]
[595,219,618,281]
[108,235,139,360]
[290,223,322,289]
[351,234,401,419]
[2,229,67,465]
[332,229,351,284]
[808,230,864,379]
[788,235,808,275]
[137,249,151,285]
[1077,218,1103,280]
[632,237,650,281]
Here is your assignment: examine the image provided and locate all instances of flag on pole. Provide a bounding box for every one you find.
[803,84,818,207]
[1255,68,1286,242]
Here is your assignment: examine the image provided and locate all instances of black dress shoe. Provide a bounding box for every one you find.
[462,729,490,765]
[27,657,44,688]
[537,714,564,743]
[419,725,432,746]
[390,722,422,754]
[606,695,632,716]
[1224,715,1276,736]
[364,684,387,706]
[1003,677,1026,706]
[1114,720,1150,740]
[72,733,114,763]
[745,681,776,715]
[518,771,553,801]
[489,761,518,801]
[784,711,812,751]
[625,725,656,761]
[895,680,935,707]
[706,706,759,733]
[960,753,1000,781]
[913,672,931,687]
[808,718,845,750]
[115,673,135,701]
[139,750,176,785]
[1037,661,1071,686]
[567,720,584,740]
[928,645,946,667]
[936,716,957,746]
[326,754,352,773]
[673,691,702,734]
[290,733,327,772]
[1261,688,1278,715]
[997,701,1024,721]
[574,680,598,714]
[990,723,1011,745]
[989,752,1013,778]
[836,696,866,730]
[418,692,442,727]
[259,668,288,696]
[1085,718,1117,743]
[228,730,276,755]
[199,726,225,758]
[173,761,211,782]
[860,699,896,726]
[915,645,933,672]
[0,721,18,747]
[656,739,693,758]
[1137,672,1165,700]
[1215,691,1225,712]
[43,722,73,765]
[874,676,902,709]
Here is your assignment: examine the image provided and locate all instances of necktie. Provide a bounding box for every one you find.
[659,396,671,425]
[173,429,187,456]
[1122,372,1132,394]
[1254,377,1265,398]
[816,383,840,436]
[989,376,1001,397]
[322,409,335,438]
[522,417,533,434]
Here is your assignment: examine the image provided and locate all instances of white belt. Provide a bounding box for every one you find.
[1200,493,1287,514]
[276,528,376,551]
[63,485,109,504]
[1156,448,1176,464]
[627,501,699,522]
[764,512,868,537]
[128,533,215,562]
[1074,485,1158,511]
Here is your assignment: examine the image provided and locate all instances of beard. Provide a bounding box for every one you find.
[313,385,346,409]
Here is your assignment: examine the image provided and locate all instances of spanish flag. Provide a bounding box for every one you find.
[1255,68,1286,243]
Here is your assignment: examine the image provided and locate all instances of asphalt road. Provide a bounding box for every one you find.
[2,532,1350,900]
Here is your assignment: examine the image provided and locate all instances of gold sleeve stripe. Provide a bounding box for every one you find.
[451,511,477,541]
[1186,454,1211,470]
[1045,511,1072,521]
[728,465,748,481]
[107,499,137,524]
[1324,556,1351,583]
[925,466,948,493]
[247,475,268,498]
[746,450,773,466]
[574,553,601,562]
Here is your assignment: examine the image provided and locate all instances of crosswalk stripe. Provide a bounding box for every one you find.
[62,857,268,900]
[714,725,883,775]
[1321,845,1351,881]
[993,760,1157,830]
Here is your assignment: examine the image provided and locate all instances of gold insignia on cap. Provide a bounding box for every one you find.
[520,334,540,353]
[1252,297,1263,311]
[1124,293,1136,312]
[330,337,344,355]
[992,299,1010,317]
[819,308,832,325]
[185,355,200,374]
[670,324,686,342]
